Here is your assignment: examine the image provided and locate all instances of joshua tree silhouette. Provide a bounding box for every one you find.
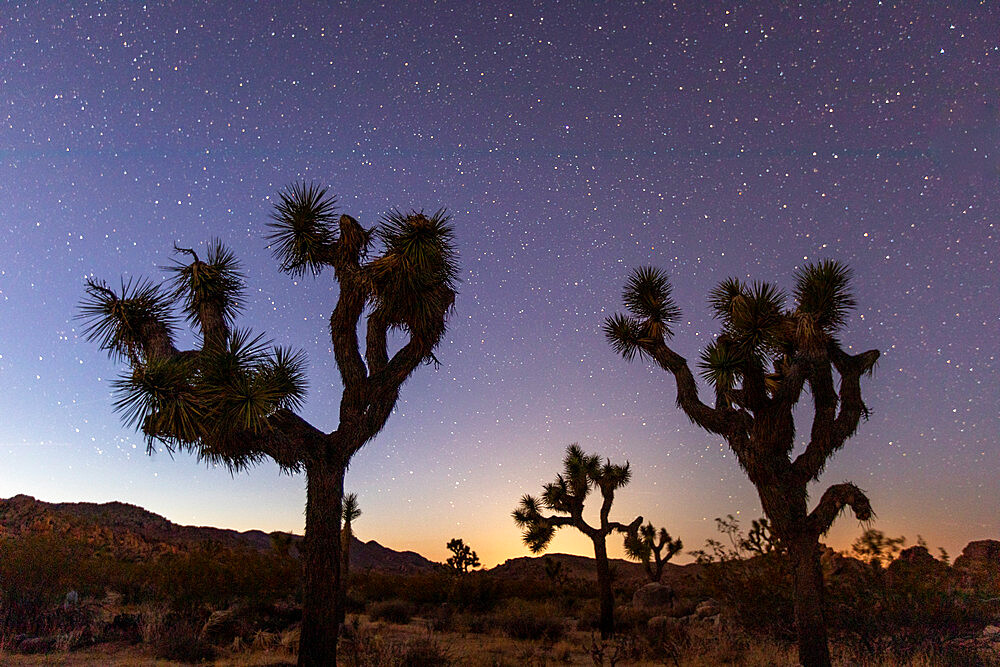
[338,492,361,626]
[604,260,878,667]
[445,538,481,573]
[513,443,642,638]
[624,522,683,583]
[79,184,458,666]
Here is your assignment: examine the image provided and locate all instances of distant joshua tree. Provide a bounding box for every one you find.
[269,531,294,559]
[513,444,642,638]
[445,538,481,574]
[79,184,458,666]
[338,493,361,626]
[604,261,879,667]
[624,522,683,583]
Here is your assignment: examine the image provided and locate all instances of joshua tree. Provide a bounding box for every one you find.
[338,492,361,626]
[78,184,458,666]
[270,531,294,559]
[604,260,878,667]
[512,444,642,638]
[624,522,683,583]
[445,538,481,574]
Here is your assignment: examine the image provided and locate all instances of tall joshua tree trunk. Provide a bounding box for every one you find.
[592,536,615,638]
[299,460,345,665]
[790,534,829,667]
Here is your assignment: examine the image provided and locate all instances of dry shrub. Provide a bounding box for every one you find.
[492,599,564,641]
[340,621,450,667]
[140,605,215,662]
[368,599,415,625]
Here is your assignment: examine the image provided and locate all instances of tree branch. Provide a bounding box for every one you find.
[793,346,879,481]
[364,310,390,375]
[643,338,738,436]
[608,515,643,535]
[807,482,873,537]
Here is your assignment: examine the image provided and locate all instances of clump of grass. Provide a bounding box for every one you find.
[397,635,451,666]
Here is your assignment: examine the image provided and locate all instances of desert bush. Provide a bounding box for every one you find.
[0,534,96,635]
[447,570,501,611]
[340,620,450,667]
[828,550,994,661]
[689,516,795,640]
[141,608,215,662]
[493,600,565,641]
[148,544,298,611]
[368,599,415,625]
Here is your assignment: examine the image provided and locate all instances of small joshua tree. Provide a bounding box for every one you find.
[445,538,481,574]
[79,184,458,666]
[270,531,294,559]
[624,522,683,583]
[338,493,361,625]
[513,444,642,638]
[605,261,878,667]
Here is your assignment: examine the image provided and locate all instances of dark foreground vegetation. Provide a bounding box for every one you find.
[1,524,998,665]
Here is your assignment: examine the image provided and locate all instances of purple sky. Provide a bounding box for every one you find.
[1,2,997,566]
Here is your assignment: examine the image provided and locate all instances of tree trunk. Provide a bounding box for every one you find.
[592,537,615,638]
[789,534,831,667]
[298,460,345,667]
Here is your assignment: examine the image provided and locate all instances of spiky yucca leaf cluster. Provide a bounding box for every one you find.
[342,493,362,524]
[367,210,459,342]
[79,278,178,364]
[268,184,459,353]
[81,246,308,470]
[793,260,856,333]
[109,329,307,468]
[608,260,861,398]
[602,266,679,361]
[512,494,555,553]
[167,240,245,330]
[266,182,339,277]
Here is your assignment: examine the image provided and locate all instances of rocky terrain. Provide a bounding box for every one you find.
[0,494,435,572]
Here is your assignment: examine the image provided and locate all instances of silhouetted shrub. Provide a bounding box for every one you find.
[494,600,564,641]
[368,599,415,625]
[447,571,501,611]
[144,611,215,662]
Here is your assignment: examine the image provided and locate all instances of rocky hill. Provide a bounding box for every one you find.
[0,494,436,572]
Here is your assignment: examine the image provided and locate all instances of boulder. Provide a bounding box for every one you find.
[695,599,720,618]
[17,636,56,654]
[953,540,1000,590]
[954,540,1000,570]
[886,545,951,587]
[632,582,675,609]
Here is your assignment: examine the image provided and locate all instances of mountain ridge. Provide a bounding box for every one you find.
[0,494,435,572]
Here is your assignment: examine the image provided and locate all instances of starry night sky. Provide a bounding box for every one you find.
[1,2,997,566]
